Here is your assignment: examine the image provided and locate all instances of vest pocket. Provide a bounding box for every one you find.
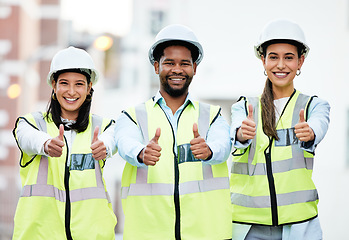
[70,153,95,170]
[275,128,299,147]
[177,144,201,164]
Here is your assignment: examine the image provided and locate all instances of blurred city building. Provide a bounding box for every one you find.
[0,0,62,238]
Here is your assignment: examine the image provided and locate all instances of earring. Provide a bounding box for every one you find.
[86,93,92,102]
[296,69,301,76]
[52,92,57,100]
[264,70,267,76]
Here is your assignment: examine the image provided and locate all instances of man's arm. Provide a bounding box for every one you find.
[204,115,232,165]
[114,113,146,167]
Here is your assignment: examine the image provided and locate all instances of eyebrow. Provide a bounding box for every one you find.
[58,79,87,83]
[163,58,192,63]
[268,52,296,56]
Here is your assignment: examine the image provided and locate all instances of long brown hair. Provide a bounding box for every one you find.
[261,78,278,140]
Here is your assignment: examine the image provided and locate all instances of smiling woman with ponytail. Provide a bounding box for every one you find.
[229,19,330,240]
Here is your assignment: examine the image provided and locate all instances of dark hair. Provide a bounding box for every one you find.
[45,68,93,133]
[153,40,199,63]
[260,39,304,140]
[260,79,279,139]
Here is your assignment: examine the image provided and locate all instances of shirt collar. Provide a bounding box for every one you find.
[153,90,196,109]
[60,117,76,130]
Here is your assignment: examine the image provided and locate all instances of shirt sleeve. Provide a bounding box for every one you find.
[15,118,51,156]
[300,97,330,152]
[98,121,118,158]
[204,115,232,165]
[230,100,252,149]
[114,112,146,167]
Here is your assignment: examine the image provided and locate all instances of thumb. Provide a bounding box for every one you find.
[193,123,200,138]
[58,124,64,141]
[299,109,305,123]
[247,104,253,120]
[152,128,161,144]
[92,126,99,143]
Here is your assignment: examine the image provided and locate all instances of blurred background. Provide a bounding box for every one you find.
[0,0,348,239]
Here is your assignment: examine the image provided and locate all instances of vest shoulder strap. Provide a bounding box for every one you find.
[31,111,47,132]
[197,102,220,139]
[305,95,317,121]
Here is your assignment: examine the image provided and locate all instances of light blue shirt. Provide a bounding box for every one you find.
[115,91,231,167]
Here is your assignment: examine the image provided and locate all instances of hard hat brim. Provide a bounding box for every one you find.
[254,39,310,59]
[47,68,99,87]
[148,39,204,65]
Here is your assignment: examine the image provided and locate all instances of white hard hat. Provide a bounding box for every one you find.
[47,46,99,87]
[254,19,310,59]
[148,24,204,65]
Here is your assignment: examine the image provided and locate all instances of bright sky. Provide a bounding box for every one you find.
[60,0,133,36]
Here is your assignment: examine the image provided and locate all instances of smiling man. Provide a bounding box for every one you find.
[114,24,232,240]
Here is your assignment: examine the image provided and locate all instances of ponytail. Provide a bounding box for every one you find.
[260,78,279,140]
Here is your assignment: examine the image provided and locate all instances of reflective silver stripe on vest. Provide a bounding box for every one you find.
[134,104,149,184]
[32,112,49,185]
[231,189,318,208]
[122,183,174,197]
[122,177,229,198]
[135,104,149,144]
[20,113,111,203]
[231,94,314,176]
[121,102,227,199]
[21,184,110,203]
[91,114,103,142]
[198,103,214,179]
[91,115,108,192]
[231,157,314,175]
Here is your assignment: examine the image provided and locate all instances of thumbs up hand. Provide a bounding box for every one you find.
[90,126,108,161]
[44,124,65,157]
[139,128,162,166]
[237,104,256,142]
[190,123,212,160]
[294,109,315,142]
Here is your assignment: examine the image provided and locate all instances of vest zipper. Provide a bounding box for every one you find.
[264,89,296,226]
[264,137,278,226]
[158,101,190,240]
[63,135,73,240]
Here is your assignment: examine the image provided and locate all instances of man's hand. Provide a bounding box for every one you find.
[236,104,256,142]
[139,128,162,166]
[294,109,314,142]
[190,123,212,160]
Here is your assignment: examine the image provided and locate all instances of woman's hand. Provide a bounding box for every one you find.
[237,104,256,142]
[45,124,65,157]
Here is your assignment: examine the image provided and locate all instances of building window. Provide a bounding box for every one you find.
[150,10,164,35]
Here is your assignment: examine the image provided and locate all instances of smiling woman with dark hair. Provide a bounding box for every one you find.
[12,46,118,240]
[230,19,330,240]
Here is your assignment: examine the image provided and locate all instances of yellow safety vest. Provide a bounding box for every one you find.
[12,112,117,240]
[231,90,318,226]
[121,99,232,240]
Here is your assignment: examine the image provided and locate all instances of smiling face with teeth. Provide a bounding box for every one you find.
[261,43,304,99]
[154,45,197,99]
[52,72,92,120]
